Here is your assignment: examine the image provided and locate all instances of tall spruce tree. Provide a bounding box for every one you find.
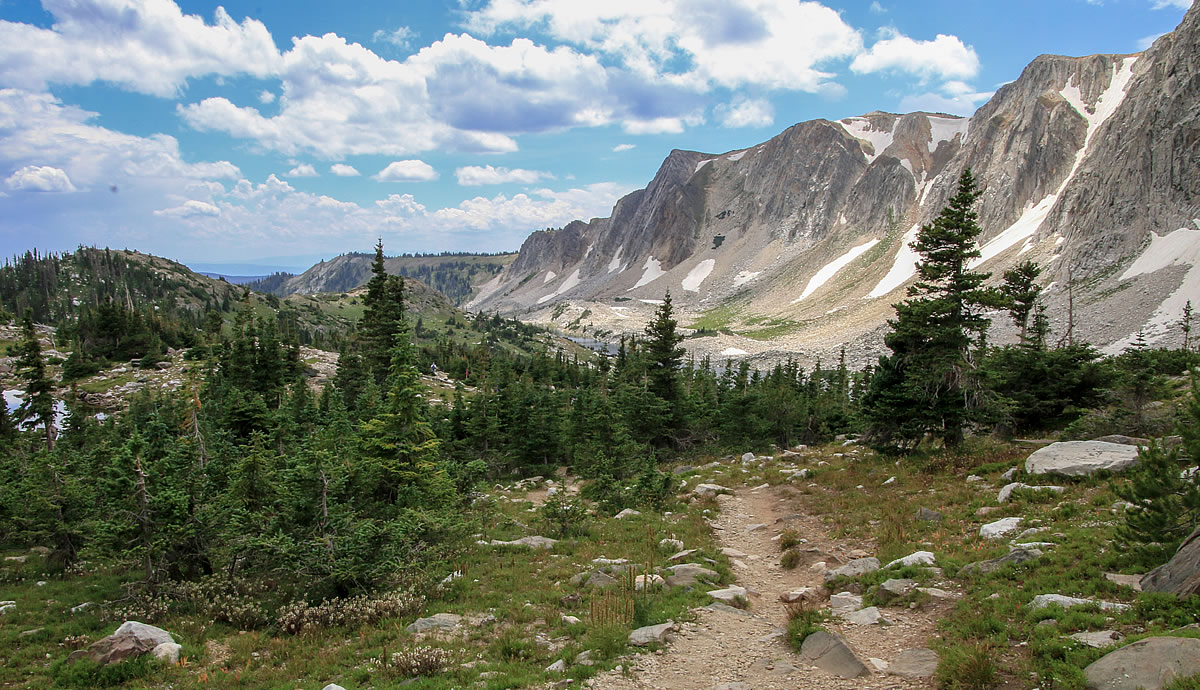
[864,169,1000,449]
[642,292,686,445]
[1001,260,1043,345]
[15,310,56,450]
[360,240,406,384]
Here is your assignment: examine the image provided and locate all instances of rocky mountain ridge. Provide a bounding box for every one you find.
[469,4,1200,368]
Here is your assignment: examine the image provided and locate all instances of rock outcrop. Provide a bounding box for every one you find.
[1140,525,1200,596]
[1025,441,1141,476]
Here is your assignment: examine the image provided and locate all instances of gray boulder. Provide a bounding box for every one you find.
[629,621,674,646]
[1069,630,1124,648]
[842,606,888,625]
[489,535,558,549]
[824,557,880,582]
[692,483,731,498]
[959,548,1043,576]
[665,563,718,588]
[800,631,869,678]
[1083,636,1200,689]
[997,482,1065,503]
[890,648,939,678]
[1025,441,1141,477]
[69,621,175,666]
[878,578,917,600]
[916,507,942,522]
[1029,594,1129,612]
[979,517,1023,540]
[1140,525,1200,596]
[406,613,462,634]
[706,585,748,604]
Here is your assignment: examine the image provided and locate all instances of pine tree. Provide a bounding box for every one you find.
[1182,299,1194,352]
[863,169,1000,449]
[1001,260,1043,345]
[15,310,56,450]
[360,240,406,384]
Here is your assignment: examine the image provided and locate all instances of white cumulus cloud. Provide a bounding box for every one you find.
[5,165,76,193]
[285,163,318,177]
[258,90,276,104]
[612,143,636,152]
[374,160,439,182]
[850,30,980,80]
[330,164,361,176]
[154,199,220,218]
[0,0,281,97]
[455,165,552,186]
[715,97,774,128]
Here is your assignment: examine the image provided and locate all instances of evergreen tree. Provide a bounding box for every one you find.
[1182,299,1194,352]
[15,310,56,450]
[360,240,406,384]
[642,292,685,445]
[1001,260,1043,344]
[863,170,1000,449]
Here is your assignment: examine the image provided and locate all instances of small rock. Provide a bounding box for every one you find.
[830,592,863,615]
[665,563,719,588]
[635,574,664,591]
[744,523,768,533]
[692,483,731,498]
[975,506,1000,516]
[707,585,748,603]
[629,621,674,646]
[869,658,890,672]
[780,588,822,604]
[152,642,181,664]
[322,685,347,690]
[5,555,27,563]
[546,659,567,673]
[1104,573,1143,591]
[966,474,984,482]
[884,551,935,569]
[799,631,870,678]
[824,557,880,582]
[997,482,1065,503]
[843,606,887,625]
[489,535,558,549]
[879,578,917,599]
[659,538,685,551]
[1029,594,1129,612]
[720,547,748,558]
[890,648,939,678]
[980,517,1023,540]
[574,650,594,665]
[882,476,896,485]
[406,613,463,633]
[614,508,641,519]
[19,628,44,637]
[672,465,695,475]
[916,507,942,522]
[1068,630,1124,648]
[959,548,1043,576]
[561,615,582,625]
[741,452,756,463]
[70,602,92,613]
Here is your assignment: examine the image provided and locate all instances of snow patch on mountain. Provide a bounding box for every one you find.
[537,268,581,304]
[794,238,881,303]
[1104,224,1200,352]
[733,271,761,288]
[694,159,713,174]
[631,256,665,289]
[682,259,716,292]
[973,194,1059,267]
[608,246,625,273]
[839,117,894,164]
[726,150,747,162]
[720,347,749,356]
[868,224,922,298]
[543,270,557,284]
[927,115,970,153]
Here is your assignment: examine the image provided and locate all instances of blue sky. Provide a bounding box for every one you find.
[0,0,1190,271]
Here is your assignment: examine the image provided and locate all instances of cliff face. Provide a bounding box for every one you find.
[470,5,1200,362]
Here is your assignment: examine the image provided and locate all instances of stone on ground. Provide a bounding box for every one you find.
[1029,594,1129,612]
[1083,636,1200,689]
[659,538,684,551]
[546,659,566,672]
[635,574,665,591]
[406,613,462,633]
[70,621,175,666]
[706,585,748,603]
[916,507,942,522]
[629,621,674,646]
[322,685,346,690]
[799,631,870,678]
[884,550,935,569]
[1069,630,1124,648]
[997,482,1065,503]
[878,578,917,599]
[1140,525,1200,596]
[152,642,181,664]
[824,557,880,582]
[890,648,939,678]
[1025,441,1141,477]
[830,592,863,615]
[614,508,641,519]
[980,517,1023,540]
[1104,573,1144,591]
[692,484,731,498]
[489,535,558,549]
[843,606,888,625]
[959,548,1043,576]
[664,563,718,588]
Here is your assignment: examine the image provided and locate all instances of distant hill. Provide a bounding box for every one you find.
[197,272,268,285]
[250,252,517,305]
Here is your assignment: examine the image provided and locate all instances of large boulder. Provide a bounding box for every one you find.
[70,621,175,666]
[629,621,674,646]
[664,563,719,588]
[979,517,1023,540]
[824,557,880,582]
[800,631,869,678]
[1025,441,1141,477]
[405,613,462,634]
[959,548,1043,576]
[488,535,558,549]
[1140,525,1200,596]
[890,648,939,678]
[1083,636,1200,689]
